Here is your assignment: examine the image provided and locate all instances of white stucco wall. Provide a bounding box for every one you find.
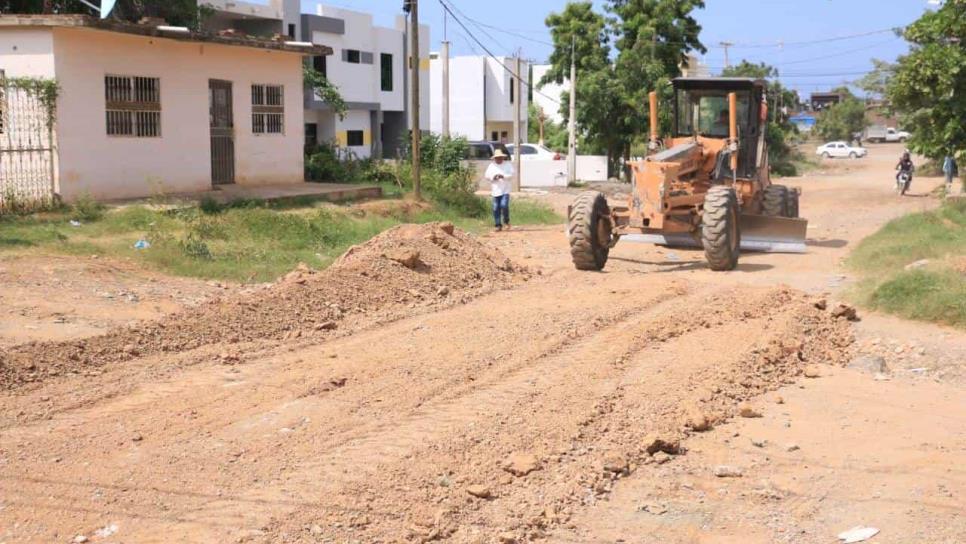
[531,64,568,126]
[47,27,306,200]
[0,28,56,77]
[335,109,372,159]
[485,56,529,125]
[429,55,486,140]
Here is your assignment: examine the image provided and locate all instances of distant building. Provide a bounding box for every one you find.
[789,114,817,133]
[680,54,710,78]
[430,55,529,143]
[810,92,842,111]
[531,64,568,126]
[201,1,430,159]
[0,14,325,201]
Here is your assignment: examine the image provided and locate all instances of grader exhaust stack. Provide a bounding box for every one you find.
[567,77,808,271]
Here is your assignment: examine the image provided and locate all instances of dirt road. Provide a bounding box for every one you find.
[1,145,963,544]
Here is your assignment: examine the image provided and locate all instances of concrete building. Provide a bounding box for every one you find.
[202,1,429,160]
[429,55,529,143]
[0,14,325,201]
[531,64,567,126]
[681,54,710,78]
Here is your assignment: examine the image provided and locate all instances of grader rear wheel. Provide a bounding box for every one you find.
[762,185,789,217]
[568,191,612,271]
[702,186,740,271]
[786,190,800,218]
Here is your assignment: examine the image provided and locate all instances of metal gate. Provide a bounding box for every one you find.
[0,76,56,212]
[209,79,235,185]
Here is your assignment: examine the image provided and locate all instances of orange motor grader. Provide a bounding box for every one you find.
[567,77,807,271]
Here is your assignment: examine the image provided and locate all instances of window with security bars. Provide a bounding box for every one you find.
[252,84,284,135]
[104,75,161,137]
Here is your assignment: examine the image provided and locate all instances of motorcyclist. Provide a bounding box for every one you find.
[895,151,914,187]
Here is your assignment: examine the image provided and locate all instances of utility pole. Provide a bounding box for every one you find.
[441,10,450,138]
[409,0,421,199]
[537,108,546,146]
[512,54,522,192]
[719,41,733,69]
[567,36,577,186]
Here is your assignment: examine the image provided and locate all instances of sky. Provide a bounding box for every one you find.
[296,0,936,96]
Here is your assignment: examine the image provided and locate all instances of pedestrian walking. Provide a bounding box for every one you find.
[943,153,959,194]
[485,149,514,231]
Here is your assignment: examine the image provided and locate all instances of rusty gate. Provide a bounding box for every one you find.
[0,75,56,212]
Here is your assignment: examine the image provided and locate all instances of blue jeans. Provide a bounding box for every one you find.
[492,193,510,227]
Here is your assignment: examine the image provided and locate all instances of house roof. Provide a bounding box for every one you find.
[0,14,332,56]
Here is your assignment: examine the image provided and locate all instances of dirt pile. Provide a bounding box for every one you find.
[0,222,527,390]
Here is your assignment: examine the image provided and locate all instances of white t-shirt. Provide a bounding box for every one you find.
[485,161,514,197]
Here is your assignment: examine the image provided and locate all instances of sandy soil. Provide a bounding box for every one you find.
[0,144,962,544]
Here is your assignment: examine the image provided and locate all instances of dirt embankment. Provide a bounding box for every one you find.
[0,223,528,391]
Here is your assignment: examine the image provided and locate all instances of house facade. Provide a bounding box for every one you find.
[0,15,325,201]
[202,1,430,160]
[429,55,529,143]
[531,64,567,126]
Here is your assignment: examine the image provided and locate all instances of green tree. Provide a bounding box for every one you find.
[1,1,211,28]
[542,1,705,179]
[855,59,897,99]
[721,60,802,175]
[528,104,568,152]
[816,98,867,142]
[887,0,965,165]
[303,65,346,120]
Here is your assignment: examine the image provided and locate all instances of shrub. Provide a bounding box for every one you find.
[70,192,105,222]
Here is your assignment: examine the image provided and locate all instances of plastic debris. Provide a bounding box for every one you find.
[133,239,151,250]
[837,526,879,543]
[69,220,82,227]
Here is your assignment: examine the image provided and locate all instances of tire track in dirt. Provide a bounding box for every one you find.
[0,274,684,543]
[252,286,852,543]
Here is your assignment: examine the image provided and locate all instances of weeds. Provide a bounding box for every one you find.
[848,200,966,327]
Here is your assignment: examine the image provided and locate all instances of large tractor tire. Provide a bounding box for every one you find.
[786,190,800,218]
[568,191,612,271]
[762,184,789,217]
[702,186,740,271]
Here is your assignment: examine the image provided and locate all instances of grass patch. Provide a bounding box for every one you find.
[0,195,561,283]
[847,200,966,327]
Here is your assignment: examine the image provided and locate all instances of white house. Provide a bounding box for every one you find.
[531,64,568,126]
[200,1,430,160]
[0,14,326,201]
[429,55,529,143]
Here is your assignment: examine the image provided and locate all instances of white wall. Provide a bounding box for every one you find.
[429,55,486,140]
[0,28,56,77]
[50,27,305,200]
[485,56,528,126]
[531,64,568,126]
[335,109,371,159]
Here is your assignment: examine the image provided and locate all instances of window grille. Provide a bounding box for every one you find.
[104,75,161,137]
[252,84,284,135]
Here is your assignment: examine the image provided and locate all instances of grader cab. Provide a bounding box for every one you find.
[567,77,807,271]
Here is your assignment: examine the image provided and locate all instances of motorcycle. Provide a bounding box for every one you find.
[896,170,912,195]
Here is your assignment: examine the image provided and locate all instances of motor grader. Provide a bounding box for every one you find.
[567,77,807,271]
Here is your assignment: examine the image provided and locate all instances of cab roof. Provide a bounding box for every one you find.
[672,77,766,91]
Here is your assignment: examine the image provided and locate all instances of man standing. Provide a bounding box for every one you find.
[485,149,514,232]
[943,153,959,194]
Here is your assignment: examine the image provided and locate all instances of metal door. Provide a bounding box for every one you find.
[209,79,234,185]
[0,74,56,212]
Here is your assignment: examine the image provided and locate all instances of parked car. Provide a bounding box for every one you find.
[505,143,563,161]
[466,141,510,160]
[816,141,868,159]
[864,125,910,143]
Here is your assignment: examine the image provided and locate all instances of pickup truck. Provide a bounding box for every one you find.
[864,126,910,143]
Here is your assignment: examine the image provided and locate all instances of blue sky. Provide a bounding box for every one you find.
[296,0,934,95]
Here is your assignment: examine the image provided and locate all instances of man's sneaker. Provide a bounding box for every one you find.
[494,225,503,232]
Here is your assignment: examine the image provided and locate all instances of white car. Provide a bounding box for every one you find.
[505,143,563,161]
[816,141,867,159]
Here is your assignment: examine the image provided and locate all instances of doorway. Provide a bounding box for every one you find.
[209,79,235,185]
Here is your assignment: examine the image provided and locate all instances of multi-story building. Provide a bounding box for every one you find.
[429,55,529,143]
[201,1,429,159]
[531,64,567,126]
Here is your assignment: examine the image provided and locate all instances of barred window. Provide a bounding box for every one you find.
[252,84,284,135]
[104,75,161,137]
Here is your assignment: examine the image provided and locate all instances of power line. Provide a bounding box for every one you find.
[438,0,562,106]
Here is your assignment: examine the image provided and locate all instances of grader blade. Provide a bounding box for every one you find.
[619,215,808,254]
[738,214,808,253]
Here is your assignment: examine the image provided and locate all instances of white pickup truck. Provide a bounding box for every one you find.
[864,126,910,143]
